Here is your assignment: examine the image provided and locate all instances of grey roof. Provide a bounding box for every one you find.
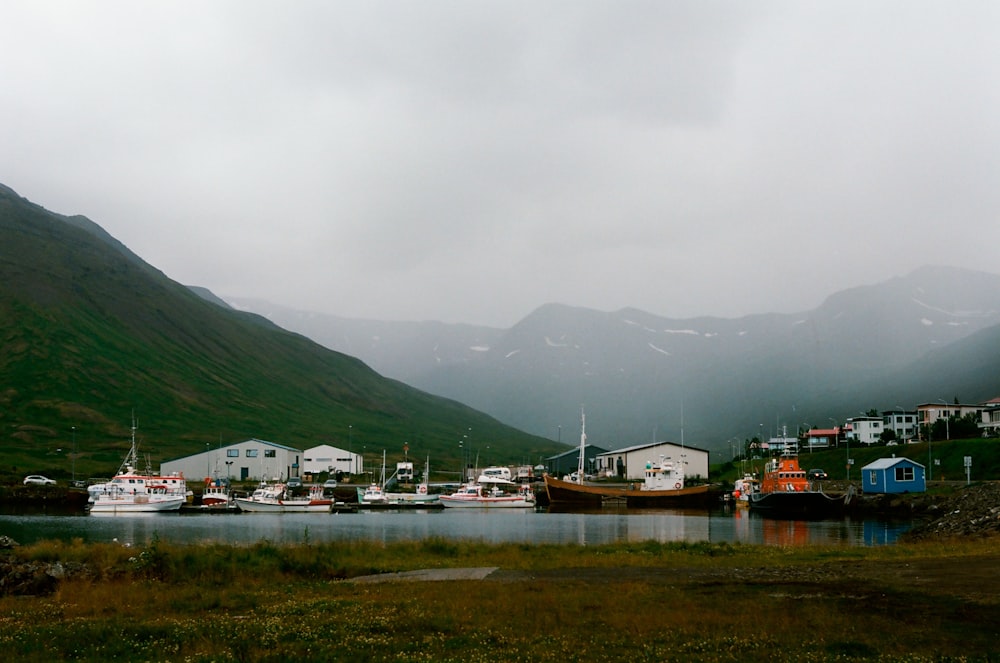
[596,441,710,456]
[861,457,925,471]
[546,444,608,461]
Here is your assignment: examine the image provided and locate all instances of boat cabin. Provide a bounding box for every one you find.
[760,455,810,493]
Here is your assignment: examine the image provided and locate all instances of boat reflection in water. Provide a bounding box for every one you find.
[0,507,911,548]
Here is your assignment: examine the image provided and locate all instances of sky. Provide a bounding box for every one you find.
[2,2,999,328]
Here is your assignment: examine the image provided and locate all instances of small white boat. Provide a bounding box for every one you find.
[235,483,332,513]
[383,457,439,504]
[439,482,535,509]
[359,482,388,504]
[732,474,759,507]
[359,450,391,504]
[201,483,235,510]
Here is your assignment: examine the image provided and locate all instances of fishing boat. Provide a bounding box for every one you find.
[543,411,717,508]
[747,451,844,518]
[200,482,235,510]
[234,482,333,513]
[358,450,390,504]
[383,457,439,504]
[89,421,188,514]
[731,473,760,507]
[439,482,535,508]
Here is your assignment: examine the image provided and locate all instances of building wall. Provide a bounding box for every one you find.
[161,439,302,482]
[847,418,883,445]
[302,445,363,476]
[597,444,709,481]
[862,461,925,494]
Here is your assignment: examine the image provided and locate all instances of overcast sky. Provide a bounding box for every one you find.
[3,2,998,327]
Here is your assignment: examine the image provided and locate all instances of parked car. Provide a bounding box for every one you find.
[807,469,829,480]
[23,475,56,486]
[286,477,303,488]
[323,479,338,489]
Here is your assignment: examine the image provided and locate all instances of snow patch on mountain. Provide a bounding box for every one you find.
[648,343,671,356]
[470,346,490,352]
[912,297,997,318]
[623,319,657,333]
[663,329,699,335]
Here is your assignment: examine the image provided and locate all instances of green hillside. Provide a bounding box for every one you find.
[716,437,1000,485]
[0,185,564,481]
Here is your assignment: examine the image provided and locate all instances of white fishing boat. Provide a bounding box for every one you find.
[359,450,390,504]
[234,482,332,513]
[200,482,235,510]
[89,421,187,514]
[383,457,439,504]
[438,482,535,509]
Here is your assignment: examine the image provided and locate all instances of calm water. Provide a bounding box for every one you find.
[0,506,910,547]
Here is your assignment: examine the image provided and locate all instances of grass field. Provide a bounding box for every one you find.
[2,535,998,662]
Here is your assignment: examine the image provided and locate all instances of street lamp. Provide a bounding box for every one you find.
[71,426,77,483]
[225,460,233,480]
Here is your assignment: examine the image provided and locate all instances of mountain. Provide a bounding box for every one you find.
[222,266,1000,452]
[0,184,560,480]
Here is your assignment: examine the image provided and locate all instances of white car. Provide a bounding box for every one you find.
[23,475,56,486]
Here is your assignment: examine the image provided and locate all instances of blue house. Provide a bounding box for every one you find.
[861,457,926,494]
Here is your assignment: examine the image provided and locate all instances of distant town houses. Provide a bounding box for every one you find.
[796,396,1000,448]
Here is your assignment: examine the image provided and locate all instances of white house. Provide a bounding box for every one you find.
[302,444,363,477]
[160,439,303,483]
[594,442,709,481]
[846,417,883,445]
[882,410,917,441]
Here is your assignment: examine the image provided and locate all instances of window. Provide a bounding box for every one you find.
[894,466,914,482]
[227,449,239,458]
[246,449,258,458]
[869,471,877,484]
[264,449,276,458]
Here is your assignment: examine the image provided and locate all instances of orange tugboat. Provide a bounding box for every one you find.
[747,451,845,518]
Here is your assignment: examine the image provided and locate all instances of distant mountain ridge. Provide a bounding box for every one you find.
[222,265,1000,451]
[0,183,558,478]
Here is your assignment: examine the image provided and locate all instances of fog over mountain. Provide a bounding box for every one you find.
[220,265,1000,452]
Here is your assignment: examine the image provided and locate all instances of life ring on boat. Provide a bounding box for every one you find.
[674,482,682,490]
[417,485,427,494]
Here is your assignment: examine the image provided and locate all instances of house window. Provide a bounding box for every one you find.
[227,449,239,458]
[894,466,914,482]
[246,449,258,458]
[264,450,276,458]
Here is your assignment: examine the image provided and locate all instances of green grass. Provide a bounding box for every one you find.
[3,537,1000,662]
[714,436,1000,486]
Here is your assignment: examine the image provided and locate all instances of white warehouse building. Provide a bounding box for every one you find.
[160,439,303,483]
[302,444,363,477]
[594,442,710,482]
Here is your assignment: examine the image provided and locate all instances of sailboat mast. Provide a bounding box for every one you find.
[576,408,586,484]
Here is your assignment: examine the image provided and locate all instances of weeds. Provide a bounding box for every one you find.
[2,538,999,661]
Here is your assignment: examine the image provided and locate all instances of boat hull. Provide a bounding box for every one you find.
[543,474,716,507]
[438,495,534,508]
[234,498,332,513]
[747,491,844,518]
[89,496,186,513]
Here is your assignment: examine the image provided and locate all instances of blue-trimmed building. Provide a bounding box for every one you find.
[861,457,926,494]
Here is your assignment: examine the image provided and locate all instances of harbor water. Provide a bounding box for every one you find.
[0,505,911,547]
